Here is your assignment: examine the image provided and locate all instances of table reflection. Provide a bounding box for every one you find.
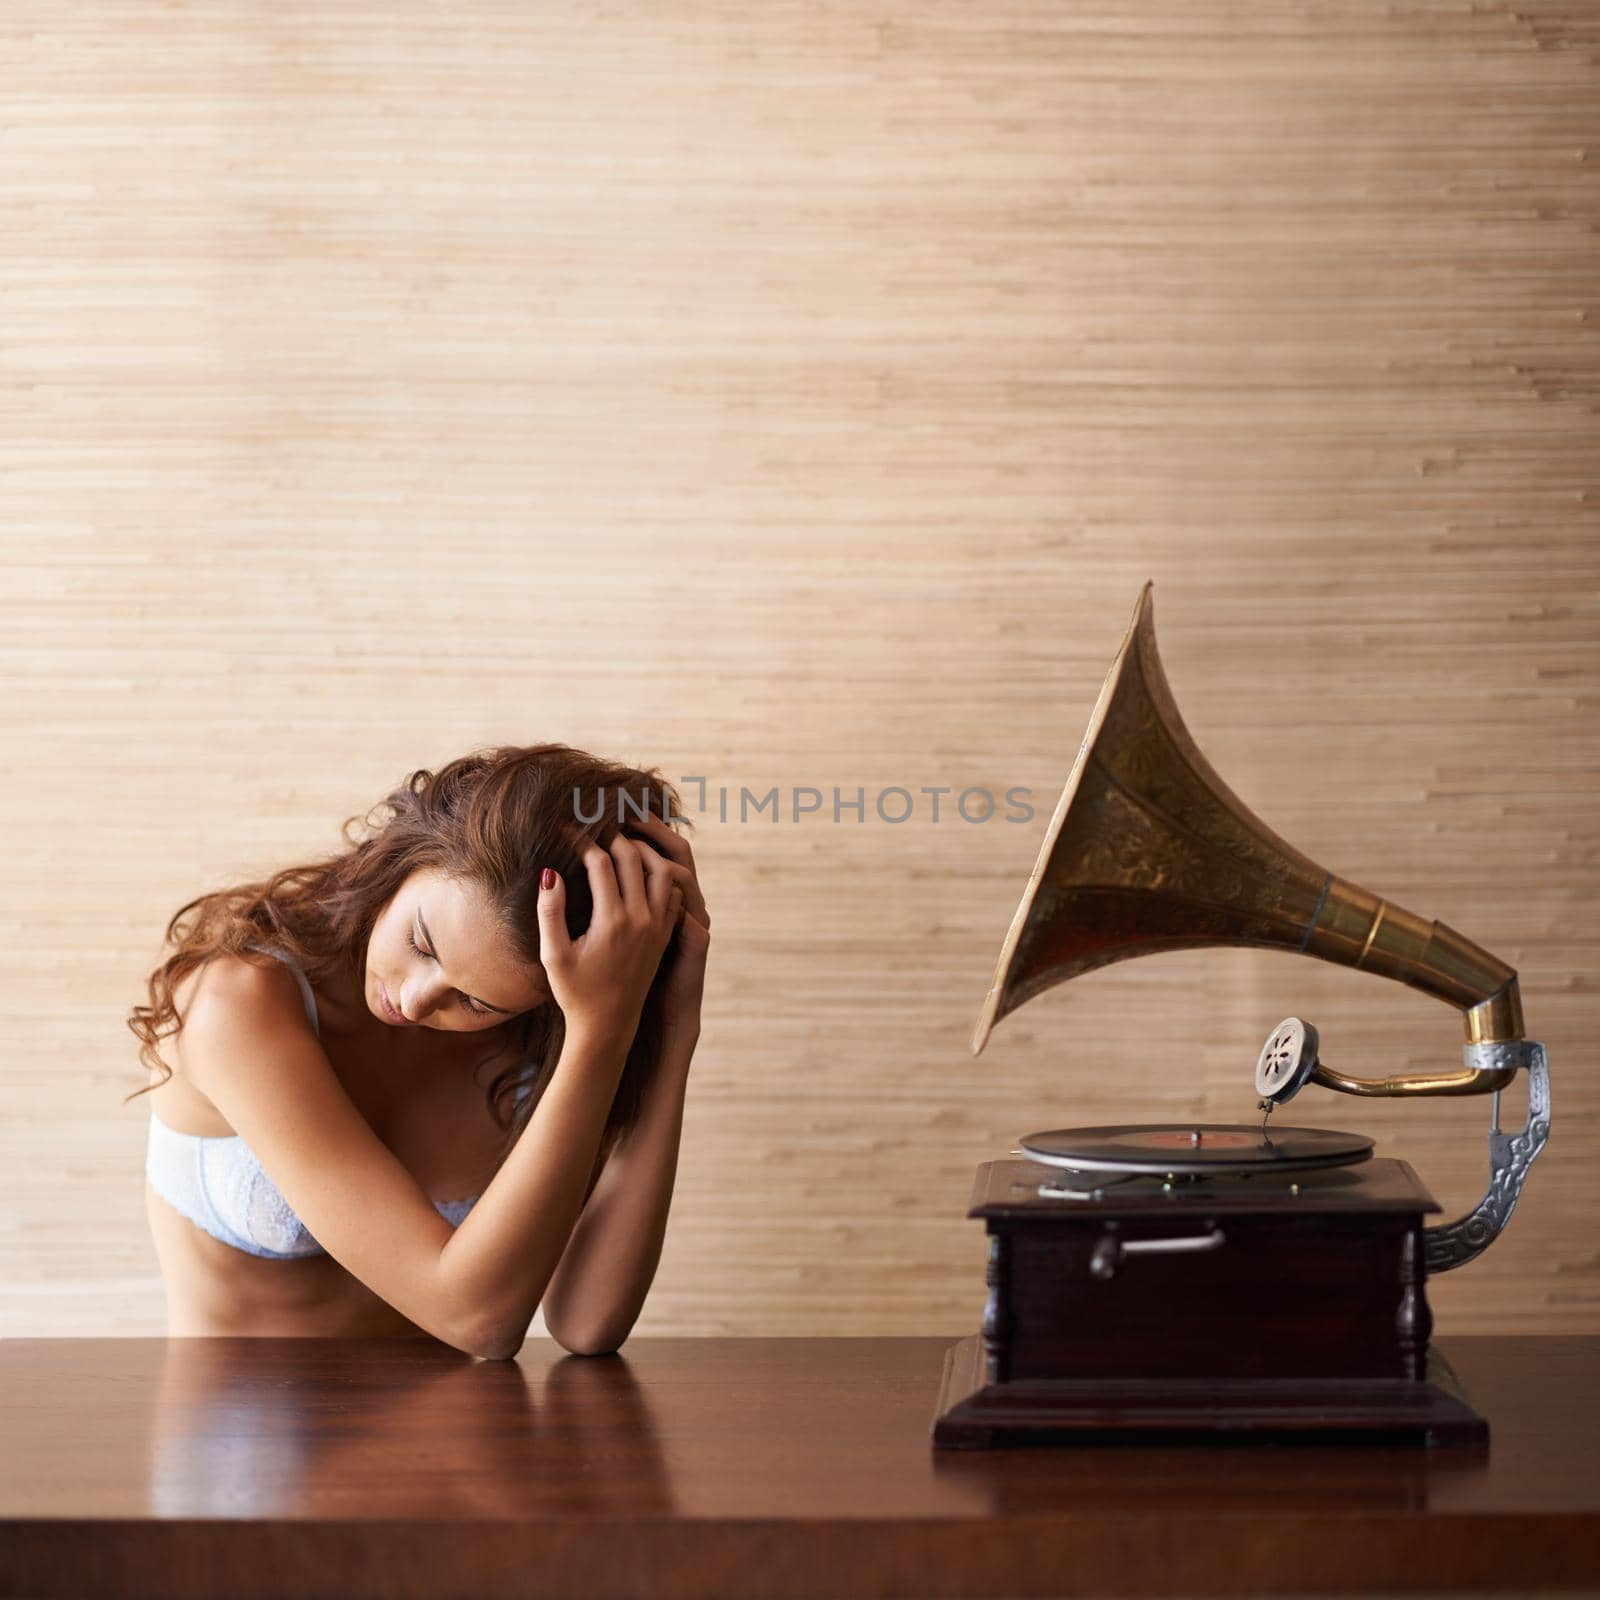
[148,1338,677,1519]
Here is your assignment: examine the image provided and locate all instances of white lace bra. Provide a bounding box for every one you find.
[144,947,482,1260]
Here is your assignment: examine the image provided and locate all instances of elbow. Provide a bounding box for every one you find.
[473,1334,526,1362]
[554,1335,624,1357]
[473,1337,524,1363]
[464,1313,528,1363]
[545,1312,628,1358]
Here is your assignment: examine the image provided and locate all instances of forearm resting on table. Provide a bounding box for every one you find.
[537,1027,697,1354]
[440,1023,631,1359]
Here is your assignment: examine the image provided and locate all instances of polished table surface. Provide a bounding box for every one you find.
[1,1336,1597,1598]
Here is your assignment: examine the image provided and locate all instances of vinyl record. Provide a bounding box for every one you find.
[1019,1123,1374,1177]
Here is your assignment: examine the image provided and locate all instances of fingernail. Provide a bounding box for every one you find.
[541,867,556,890]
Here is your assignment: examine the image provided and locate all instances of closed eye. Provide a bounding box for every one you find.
[407,929,493,1014]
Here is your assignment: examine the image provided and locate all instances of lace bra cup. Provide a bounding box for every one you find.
[145,946,486,1261]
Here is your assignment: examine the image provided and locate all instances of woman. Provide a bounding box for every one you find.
[127,743,710,1358]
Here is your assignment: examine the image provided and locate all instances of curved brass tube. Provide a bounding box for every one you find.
[1299,887,1525,1093]
[1303,883,1526,1047]
[1309,1061,1518,1098]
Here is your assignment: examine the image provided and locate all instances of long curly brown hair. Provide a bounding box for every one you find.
[125,743,691,1199]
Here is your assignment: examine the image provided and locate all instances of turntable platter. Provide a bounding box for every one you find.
[1019,1123,1374,1177]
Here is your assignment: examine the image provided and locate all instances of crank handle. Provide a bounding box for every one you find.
[1090,1227,1225,1281]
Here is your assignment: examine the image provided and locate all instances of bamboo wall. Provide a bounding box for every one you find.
[2,1,1595,1338]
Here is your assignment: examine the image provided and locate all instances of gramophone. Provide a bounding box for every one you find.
[932,582,1550,1448]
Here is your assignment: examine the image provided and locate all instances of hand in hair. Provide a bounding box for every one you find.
[536,837,684,1047]
[622,810,709,1044]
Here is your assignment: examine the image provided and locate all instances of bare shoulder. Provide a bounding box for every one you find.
[177,948,304,1011]
[173,954,314,1090]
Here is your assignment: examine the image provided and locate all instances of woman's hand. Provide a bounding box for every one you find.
[536,836,686,1047]
[621,811,709,1046]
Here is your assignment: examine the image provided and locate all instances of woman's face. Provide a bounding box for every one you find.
[365,867,548,1032]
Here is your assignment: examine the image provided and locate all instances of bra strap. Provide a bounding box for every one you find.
[248,945,320,1037]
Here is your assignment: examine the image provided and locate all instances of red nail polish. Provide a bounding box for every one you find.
[542,867,556,890]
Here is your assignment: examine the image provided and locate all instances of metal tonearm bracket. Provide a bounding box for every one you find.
[1425,1041,1551,1273]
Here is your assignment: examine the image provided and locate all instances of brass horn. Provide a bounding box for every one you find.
[971,581,1525,1099]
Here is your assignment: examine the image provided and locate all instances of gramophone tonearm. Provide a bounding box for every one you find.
[1250,1014,1549,1271]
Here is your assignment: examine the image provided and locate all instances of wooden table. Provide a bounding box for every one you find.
[2,1336,1596,1598]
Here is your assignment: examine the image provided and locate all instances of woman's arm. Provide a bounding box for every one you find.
[538,1025,699,1354]
[444,838,684,1359]
[440,1017,636,1359]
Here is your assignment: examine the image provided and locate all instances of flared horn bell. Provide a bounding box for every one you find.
[970,583,1525,1083]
